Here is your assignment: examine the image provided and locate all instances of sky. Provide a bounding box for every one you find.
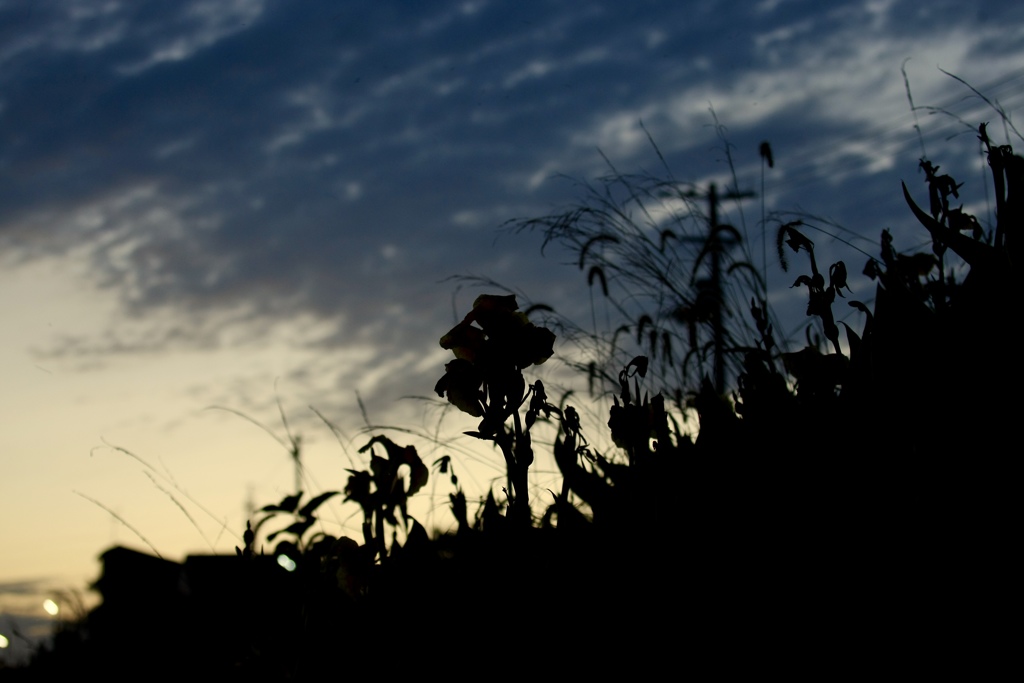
[1,0,1022,659]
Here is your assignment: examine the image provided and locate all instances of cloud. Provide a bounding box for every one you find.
[0,0,1020,390]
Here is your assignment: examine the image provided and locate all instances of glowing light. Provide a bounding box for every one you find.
[276,554,297,572]
[43,599,59,616]
[0,634,9,648]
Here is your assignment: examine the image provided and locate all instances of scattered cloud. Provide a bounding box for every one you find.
[0,0,1020,440]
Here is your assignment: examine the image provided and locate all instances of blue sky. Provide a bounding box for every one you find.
[1,0,1022,659]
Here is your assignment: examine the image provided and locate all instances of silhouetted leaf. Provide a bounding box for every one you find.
[298,491,340,518]
[781,223,812,254]
[268,519,314,543]
[829,261,850,296]
[450,490,468,530]
[434,359,484,417]
[902,181,989,266]
[849,300,871,315]
[632,356,648,378]
[863,259,883,280]
[790,274,815,289]
[839,322,862,359]
[344,470,372,512]
[261,492,303,514]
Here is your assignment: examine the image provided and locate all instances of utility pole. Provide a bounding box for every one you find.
[290,435,302,496]
[682,182,755,394]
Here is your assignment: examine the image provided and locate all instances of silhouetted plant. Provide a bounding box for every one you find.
[344,434,428,561]
[27,76,1022,677]
[240,489,339,564]
[434,293,556,525]
[506,122,771,419]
